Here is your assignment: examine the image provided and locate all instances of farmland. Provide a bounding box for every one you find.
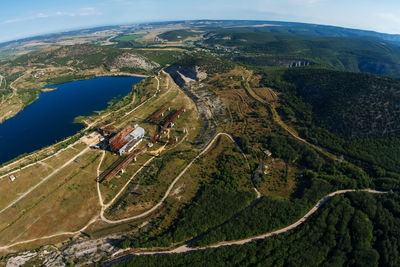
[1,20,400,266]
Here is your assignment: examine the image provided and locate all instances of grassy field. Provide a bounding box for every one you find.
[0,142,88,210]
[0,62,205,254]
[113,34,146,42]
[257,158,297,198]
[99,152,154,204]
[102,74,203,219]
[158,29,203,42]
[133,49,186,66]
[0,150,101,246]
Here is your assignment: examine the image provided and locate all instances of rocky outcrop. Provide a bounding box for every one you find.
[111,53,160,71]
[165,64,223,148]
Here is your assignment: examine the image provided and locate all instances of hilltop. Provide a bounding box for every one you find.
[1,20,400,266]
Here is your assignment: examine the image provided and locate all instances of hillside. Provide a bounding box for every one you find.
[0,44,159,123]
[8,44,159,71]
[3,20,400,266]
[202,28,400,78]
[281,68,400,139]
[158,29,203,41]
[114,191,400,267]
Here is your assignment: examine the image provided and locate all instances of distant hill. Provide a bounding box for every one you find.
[8,44,159,71]
[159,20,400,44]
[157,29,203,42]
[202,27,400,78]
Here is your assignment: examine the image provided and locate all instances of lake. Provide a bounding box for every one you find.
[0,76,143,165]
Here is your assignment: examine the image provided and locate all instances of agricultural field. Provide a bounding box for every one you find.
[0,63,205,256]
[1,20,400,266]
[112,34,146,42]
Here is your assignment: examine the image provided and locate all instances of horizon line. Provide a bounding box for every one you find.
[1,18,399,45]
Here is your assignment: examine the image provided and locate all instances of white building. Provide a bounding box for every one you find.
[118,124,145,155]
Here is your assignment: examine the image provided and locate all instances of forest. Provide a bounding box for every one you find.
[256,67,400,175]
[115,192,400,267]
[203,27,400,78]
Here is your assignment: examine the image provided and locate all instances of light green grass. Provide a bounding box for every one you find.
[114,34,146,42]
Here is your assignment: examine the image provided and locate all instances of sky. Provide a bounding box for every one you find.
[1,0,400,43]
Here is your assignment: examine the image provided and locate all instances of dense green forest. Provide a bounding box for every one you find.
[158,29,202,42]
[112,49,400,265]
[281,68,400,139]
[125,143,256,248]
[3,22,400,265]
[114,192,400,267]
[257,67,400,174]
[202,27,400,78]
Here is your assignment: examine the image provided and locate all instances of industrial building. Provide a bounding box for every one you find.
[150,104,170,122]
[163,106,186,129]
[109,124,145,155]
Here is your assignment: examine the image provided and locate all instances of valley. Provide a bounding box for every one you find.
[1,20,400,266]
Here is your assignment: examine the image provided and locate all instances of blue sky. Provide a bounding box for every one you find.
[1,0,400,43]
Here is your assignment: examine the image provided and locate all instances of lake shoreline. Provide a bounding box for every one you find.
[0,72,149,125]
[0,75,144,165]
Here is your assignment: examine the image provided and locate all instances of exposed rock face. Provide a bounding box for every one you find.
[165,64,224,148]
[111,53,160,71]
[5,235,123,266]
[6,252,37,267]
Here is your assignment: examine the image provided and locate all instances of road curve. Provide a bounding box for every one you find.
[118,189,386,257]
[100,133,240,224]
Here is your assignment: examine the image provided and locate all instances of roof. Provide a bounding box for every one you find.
[109,125,135,151]
[128,126,145,140]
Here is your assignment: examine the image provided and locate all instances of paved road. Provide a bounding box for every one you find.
[114,189,386,258]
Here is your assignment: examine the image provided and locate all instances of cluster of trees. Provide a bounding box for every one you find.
[133,50,185,66]
[267,135,324,171]
[257,67,400,175]
[194,196,308,246]
[282,68,400,139]
[304,126,400,174]
[204,27,400,78]
[158,30,201,42]
[175,54,234,75]
[115,192,400,267]
[126,146,255,248]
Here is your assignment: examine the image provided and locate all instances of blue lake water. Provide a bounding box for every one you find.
[0,76,143,165]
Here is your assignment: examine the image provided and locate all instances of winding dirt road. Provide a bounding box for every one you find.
[99,132,243,224]
[115,189,386,258]
[242,74,338,161]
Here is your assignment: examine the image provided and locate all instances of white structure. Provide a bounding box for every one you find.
[118,124,145,155]
[263,150,272,157]
[9,175,16,182]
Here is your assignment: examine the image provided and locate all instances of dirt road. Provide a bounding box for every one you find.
[242,74,338,161]
[0,146,90,215]
[114,189,386,258]
[100,132,238,224]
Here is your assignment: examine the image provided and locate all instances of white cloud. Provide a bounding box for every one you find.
[289,0,323,4]
[377,13,400,25]
[55,11,76,17]
[2,7,100,24]
[79,7,102,16]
